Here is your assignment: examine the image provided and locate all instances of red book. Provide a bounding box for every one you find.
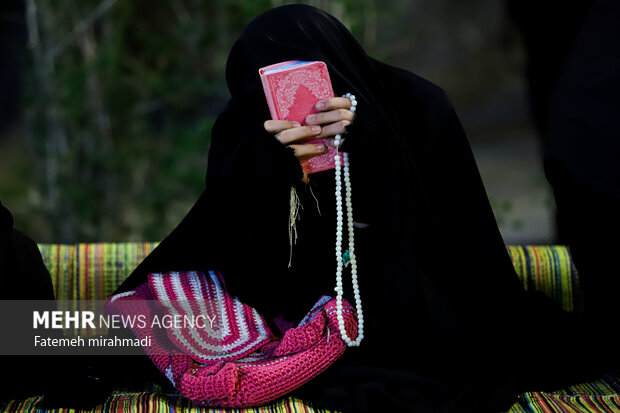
[259,61,339,174]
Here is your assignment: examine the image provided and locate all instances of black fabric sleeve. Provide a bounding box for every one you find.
[114,103,304,313]
[206,104,304,188]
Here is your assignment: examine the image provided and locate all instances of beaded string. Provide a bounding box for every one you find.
[333,93,363,347]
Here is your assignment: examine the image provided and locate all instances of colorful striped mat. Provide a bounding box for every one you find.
[38,244,578,308]
[507,245,580,313]
[38,242,158,300]
[1,394,319,412]
[16,243,616,413]
[4,387,620,413]
[508,393,620,413]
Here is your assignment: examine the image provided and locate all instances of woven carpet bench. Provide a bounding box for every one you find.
[2,243,620,412]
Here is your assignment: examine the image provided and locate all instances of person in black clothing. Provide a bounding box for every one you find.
[113,5,607,412]
[507,0,620,330]
[0,201,111,408]
[0,201,55,402]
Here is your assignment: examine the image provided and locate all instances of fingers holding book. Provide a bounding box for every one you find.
[308,98,354,144]
[264,119,328,165]
[314,97,355,113]
[264,120,322,145]
[263,96,354,183]
[307,100,355,126]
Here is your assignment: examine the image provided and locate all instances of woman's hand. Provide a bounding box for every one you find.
[263,121,327,159]
[264,97,355,183]
[306,97,355,147]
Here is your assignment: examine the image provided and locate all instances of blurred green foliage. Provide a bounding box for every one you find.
[2,0,530,243]
[10,0,383,242]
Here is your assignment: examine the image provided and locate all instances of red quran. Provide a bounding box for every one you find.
[259,60,339,174]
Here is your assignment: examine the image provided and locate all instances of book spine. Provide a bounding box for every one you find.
[259,71,279,120]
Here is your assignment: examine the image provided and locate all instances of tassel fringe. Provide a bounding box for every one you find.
[288,185,302,268]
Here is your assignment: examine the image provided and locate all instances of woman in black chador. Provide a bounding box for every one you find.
[114,5,604,412]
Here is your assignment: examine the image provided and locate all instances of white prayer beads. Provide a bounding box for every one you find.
[333,93,363,347]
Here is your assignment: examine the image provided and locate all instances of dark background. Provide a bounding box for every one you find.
[0,0,588,244]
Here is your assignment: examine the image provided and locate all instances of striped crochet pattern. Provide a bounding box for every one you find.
[148,271,274,363]
[107,270,358,408]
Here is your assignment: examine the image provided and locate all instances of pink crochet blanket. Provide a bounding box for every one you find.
[106,270,357,407]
